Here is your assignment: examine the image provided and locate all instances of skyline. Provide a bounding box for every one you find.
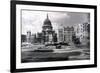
[22,10,90,35]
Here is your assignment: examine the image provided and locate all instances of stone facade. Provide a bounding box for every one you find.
[42,14,57,44]
[64,26,74,43]
[57,26,74,44]
[75,23,90,45]
[26,31,31,43]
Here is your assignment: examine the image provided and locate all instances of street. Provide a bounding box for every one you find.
[21,44,90,63]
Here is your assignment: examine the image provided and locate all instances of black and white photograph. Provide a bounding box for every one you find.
[21,10,90,63]
[11,1,97,72]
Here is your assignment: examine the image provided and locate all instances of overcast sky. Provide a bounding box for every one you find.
[22,10,90,35]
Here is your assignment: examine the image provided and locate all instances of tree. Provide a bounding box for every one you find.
[72,34,81,45]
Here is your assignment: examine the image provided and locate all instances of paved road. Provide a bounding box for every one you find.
[21,45,90,63]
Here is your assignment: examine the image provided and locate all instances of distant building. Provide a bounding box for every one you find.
[53,32,57,43]
[57,26,74,44]
[26,31,31,43]
[75,23,90,45]
[30,34,36,44]
[42,14,57,44]
[36,33,43,43]
[25,14,57,45]
[64,26,74,43]
[57,28,64,43]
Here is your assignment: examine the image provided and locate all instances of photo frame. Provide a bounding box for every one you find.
[11,0,97,72]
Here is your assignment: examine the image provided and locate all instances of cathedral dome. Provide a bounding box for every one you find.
[43,14,52,26]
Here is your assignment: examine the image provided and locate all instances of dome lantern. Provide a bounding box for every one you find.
[43,14,52,26]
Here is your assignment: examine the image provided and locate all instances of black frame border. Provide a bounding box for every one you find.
[10,1,97,72]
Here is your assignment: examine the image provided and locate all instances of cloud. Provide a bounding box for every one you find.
[48,12,70,24]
